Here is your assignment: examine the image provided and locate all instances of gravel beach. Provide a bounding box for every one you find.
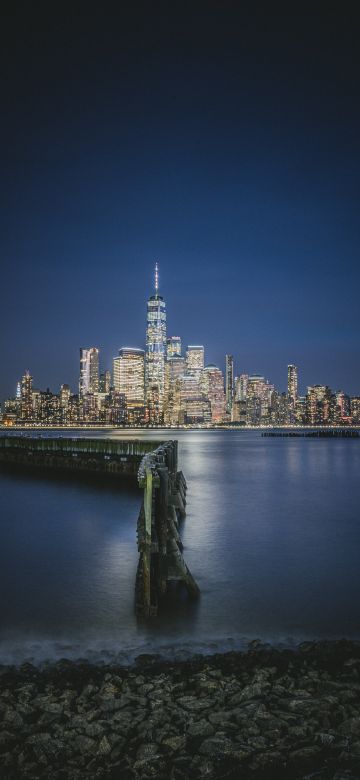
[1,640,360,779]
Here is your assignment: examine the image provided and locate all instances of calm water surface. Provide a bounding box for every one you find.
[0,430,359,664]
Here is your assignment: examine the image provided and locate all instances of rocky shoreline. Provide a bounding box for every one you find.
[1,640,360,779]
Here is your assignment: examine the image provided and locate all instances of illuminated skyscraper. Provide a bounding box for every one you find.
[164,355,186,425]
[235,373,248,402]
[113,347,145,424]
[99,370,111,394]
[246,375,273,425]
[178,375,211,424]
[202,364,226,422]
[225,354,234,415]
[60,383,71,425]
[186,345,204,376]
[306,385,332,425]
[79,347,99,398]
[287,364,298,406]
[21,370,33,421]
[167,336,182,358]
[145,263,167,420]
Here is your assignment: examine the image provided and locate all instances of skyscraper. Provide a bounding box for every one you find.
[202,365,226,422]
[99,370,111,394]
[113,347,145,424]
[145,263,167,421]
[186,345,204,376]
[225,354,234,415]
[166,336,182,358]
[164,355,186,425]
[21,370,33,421]
[178,375,211,424]
[235,373,248,402]
[287,364,298,406]
[79,347,99,398]
[246,375,273,425]
[287,364,298,424]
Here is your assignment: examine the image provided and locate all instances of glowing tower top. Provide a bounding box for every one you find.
[145,263,167,422]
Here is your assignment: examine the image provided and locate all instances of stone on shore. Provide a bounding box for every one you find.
[0,639,360,778]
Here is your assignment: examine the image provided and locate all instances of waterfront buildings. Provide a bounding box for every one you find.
[3,362,360,429]
[306,385,332,426]
[145,264,167,422]
[186,345,205,377]
[113,348,145,424]
[164,355,186,425]
[2,269,359,429]
[21,371,33,421]
[225,354,234,416]
[287,364,298,423]
[79,347,99,398]
[351,397,360,423]
[202,365,226,423]
[288,364,298,405]
[99,370,111,394]
[245,375,273,426]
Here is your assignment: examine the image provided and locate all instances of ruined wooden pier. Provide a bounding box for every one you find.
[135,440,199,617]
[0,435,199,616]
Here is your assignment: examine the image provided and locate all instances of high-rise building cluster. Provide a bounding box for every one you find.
[1,268,360,427]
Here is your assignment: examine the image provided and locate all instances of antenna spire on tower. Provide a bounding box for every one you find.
[154,261,159,294]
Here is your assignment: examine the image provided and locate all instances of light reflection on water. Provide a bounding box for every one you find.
[0,429,360,664]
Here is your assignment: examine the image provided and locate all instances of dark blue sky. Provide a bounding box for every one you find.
[1,3,359,401]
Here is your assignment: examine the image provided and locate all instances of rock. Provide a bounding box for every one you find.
[340,716,360,736]
[177,696,212,712]
[187,720,214,738]
[136,742,160,761]
[98,695,125,712]
[197,758,215,776]
[0,730,16,748]
[288,724,309,739]
[290,745,322,760]
[250,749,284,769]
[110,739,126,761]
[199,736,234,756]
[240,682,269,700]
[84,721,105,737]
[134,653,162,666]
[317,731,335,745]
[162,735,186,752]
[79,683,98,699]
[98,735,111,755]
[208,710,232,725]
[73,734,97,754]
[26,732,52,745]
[1,642,360,777]
[3,707,24,728]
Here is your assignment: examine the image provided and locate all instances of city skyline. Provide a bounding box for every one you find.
[2,265,359,428]
[1,5,360,400]
[1,261,359,406]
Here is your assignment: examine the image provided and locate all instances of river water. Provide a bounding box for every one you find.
[0,429,359,665]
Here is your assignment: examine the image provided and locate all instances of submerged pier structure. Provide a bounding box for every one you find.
[0,435,199,616]
[136,440,199,617]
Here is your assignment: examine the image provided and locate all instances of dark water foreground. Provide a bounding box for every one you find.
[1,430,360,666]
[1,640,360,780]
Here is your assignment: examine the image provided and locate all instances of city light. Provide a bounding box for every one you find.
[1,272,359,428]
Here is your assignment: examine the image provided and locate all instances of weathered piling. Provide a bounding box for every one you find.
[136,441,199,617]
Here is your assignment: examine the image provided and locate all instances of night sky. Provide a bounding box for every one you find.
[1,3,359,401]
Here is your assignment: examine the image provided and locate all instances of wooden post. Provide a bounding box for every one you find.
[142,466,153,615]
